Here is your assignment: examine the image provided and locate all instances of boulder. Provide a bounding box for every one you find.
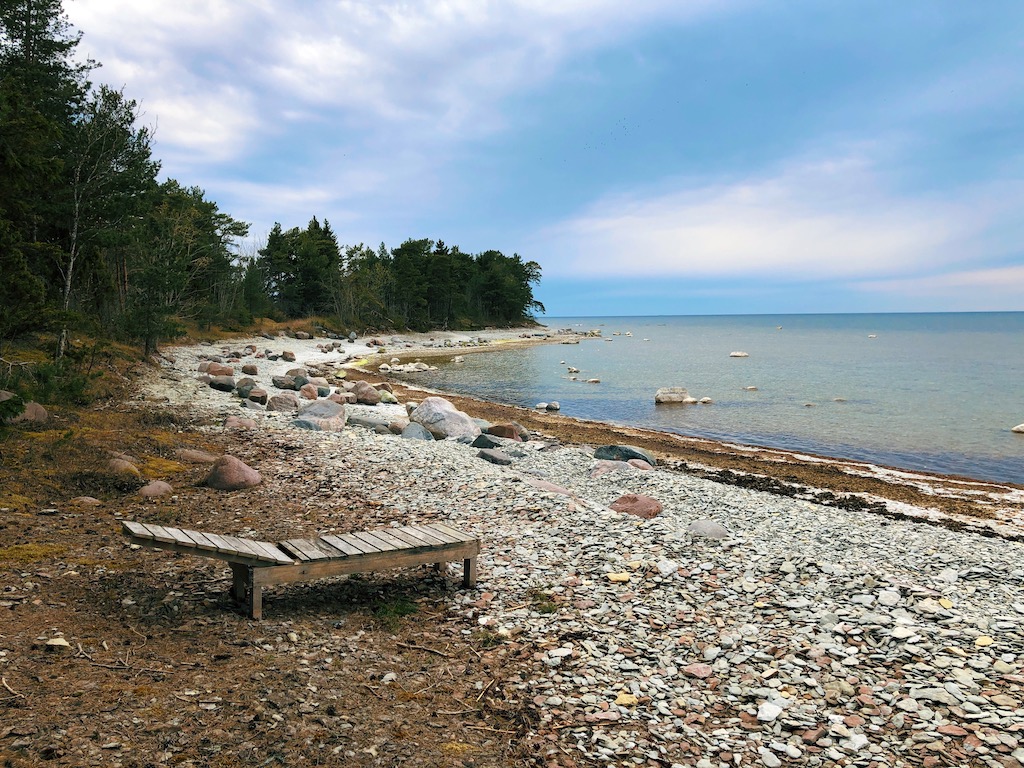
[487,424,523,441]
[401,422,435,441]
[522,477,573,496]
[205,455,262,491]
[10,401,48,424]
[140,480,173,498]
[546,401,560,411]
[610,493,662,520]
[378,389,399,404]
[235,378,257,399]
[209,375,236,392]
[174,448,219,464]
[241,364,258,375]
[627,458,654,471]
[606,493,663,524]
[298,383,319,399]
[729,351,749,358]
[286,367,308,378]
[207,362,234,376]
[248,388,269,405]
[471,434,502,450]
[348,414,391,431]
[330,392,357,404]
[410,396,481,440]
[594,444,656,466]
[281,350,296,362]
[108,457,141,477]
[478,448,513,466]
[266,393,300,411]
[298,400,346,420]
[655,387,690,404]
[687,519,730,540]
[388,418,410,434]
[1013,423,1024,434]
[591,460,631,478]
[197,360,211,372]
[224,415,257,429]
[352,381,381,405]
[293,417,346,432]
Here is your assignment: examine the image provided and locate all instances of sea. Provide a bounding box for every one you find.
[413,313,1024,485]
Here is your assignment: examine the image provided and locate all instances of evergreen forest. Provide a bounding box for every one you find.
[0,0,544,365]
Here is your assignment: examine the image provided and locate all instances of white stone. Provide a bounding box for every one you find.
[757,702,783,722]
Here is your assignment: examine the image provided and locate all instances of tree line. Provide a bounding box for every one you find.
[0,0,543,362]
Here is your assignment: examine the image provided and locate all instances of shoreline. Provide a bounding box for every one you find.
[119,329,1024,765]
[349,332,1024,540]
[153,326,1024,539]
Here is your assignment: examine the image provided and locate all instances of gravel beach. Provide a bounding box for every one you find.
[138,330,1024,767]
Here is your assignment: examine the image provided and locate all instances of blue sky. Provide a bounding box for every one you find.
[66,0,1024,316]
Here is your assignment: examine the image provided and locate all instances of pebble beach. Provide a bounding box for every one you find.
[141,329,1024,767]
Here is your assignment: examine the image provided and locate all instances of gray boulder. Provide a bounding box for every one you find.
[401,422,434,440]
[410,396,481,440]
[209,375,236,392]
[687,519,730,540]
[298,400,346,420]
[655,387,693,404]
[594,444,656,466]
[272,375,296,390]
[478,448,513,465]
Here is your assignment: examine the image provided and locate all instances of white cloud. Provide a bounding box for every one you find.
[535,152,1009,282]
[65,0,725,165]
[858,265,1024,308]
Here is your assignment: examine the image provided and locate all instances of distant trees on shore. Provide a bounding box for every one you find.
[0,1,543,359]
[251,221,544,331]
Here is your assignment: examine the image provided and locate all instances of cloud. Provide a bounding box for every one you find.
[66,0,726,166]
[535,152,1011,282]
[858,264,1024,304]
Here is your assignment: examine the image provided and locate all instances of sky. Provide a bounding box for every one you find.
[64,0,1024,317]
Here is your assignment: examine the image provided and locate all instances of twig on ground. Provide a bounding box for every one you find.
[476,678,495,702]
[74,642,94,660]
[437,709,478,716]
[360,683,385,700]
[1,677,24,698]
[397,641,452,658]
[465,725,515,734]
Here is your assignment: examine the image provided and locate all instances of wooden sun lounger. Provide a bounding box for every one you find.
[122,520,479,619]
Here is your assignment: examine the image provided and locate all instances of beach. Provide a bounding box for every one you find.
[151,330,1024,762]
[3,327,1023,766]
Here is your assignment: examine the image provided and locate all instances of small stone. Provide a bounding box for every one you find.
[758,747,781,768]
[683,663,713,679]
[974,635,994,647]
[757,702,783,722]
[614,692,638,707]
[607,573,630,583]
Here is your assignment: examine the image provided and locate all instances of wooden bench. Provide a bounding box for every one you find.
[122,520,480,619]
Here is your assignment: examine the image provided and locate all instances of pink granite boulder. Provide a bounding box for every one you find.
[609,493,662,520]
[205,455,262,491]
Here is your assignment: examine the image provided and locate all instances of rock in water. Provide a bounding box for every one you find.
[654,387,690,404]
[1013,423,1024,434]
[729,351,749,357]
[594,444,656,466]
[410,396,481,440]
[205,455,262,491]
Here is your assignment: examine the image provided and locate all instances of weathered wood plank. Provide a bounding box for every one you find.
[180,529,220,552]
[248,540,295,565]
[369,529,416,551]
[320,535,362,557]
[122,521,150,538]
[386,528,437,549]
[220,535,269,560]
[412,524,459,545]
[142,524,180,545]
[351,531,397,552]
[307,538,346,558]
[394,526,446,547]
[167,528,202,548]
[280,539,331,561]
[334,533,380,555]
[429,522,477,542]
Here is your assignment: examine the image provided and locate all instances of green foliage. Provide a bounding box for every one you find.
[0,0,544,360]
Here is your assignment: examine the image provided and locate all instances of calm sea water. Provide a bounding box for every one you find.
[414,313,1024,485]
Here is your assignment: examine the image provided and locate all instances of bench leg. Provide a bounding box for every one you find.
[230,563,248,603]
[463,557,476,588]
[248,568,263,620]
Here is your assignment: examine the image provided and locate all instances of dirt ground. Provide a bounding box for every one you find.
[0,406,553,768]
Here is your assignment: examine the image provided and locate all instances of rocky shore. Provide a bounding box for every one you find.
[123,329,1024,767]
